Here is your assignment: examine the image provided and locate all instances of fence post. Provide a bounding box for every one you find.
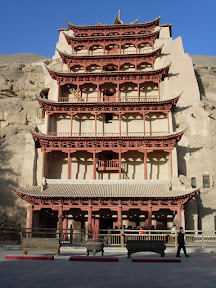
[202,235,204,248]
[70,225,73,245]
[121,229,124,247]
[108,230,111,246]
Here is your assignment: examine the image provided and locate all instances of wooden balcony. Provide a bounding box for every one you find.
[58,95,158,103]
[47,131,168,137]
[97,160,120,171]
[67,48,155,57]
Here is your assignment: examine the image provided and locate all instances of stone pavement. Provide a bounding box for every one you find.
[0,245,216,288]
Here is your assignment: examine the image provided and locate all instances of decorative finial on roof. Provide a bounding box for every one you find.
[118,9,121,21]
[131,17,139,24]
[97,20,103,25]
[114,10,123,25]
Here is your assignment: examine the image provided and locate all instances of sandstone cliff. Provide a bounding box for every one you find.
[177,56,216,230]
[0,54,50,225]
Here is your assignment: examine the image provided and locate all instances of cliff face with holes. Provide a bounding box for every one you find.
[0,56,50,225]
[176,59,216,231]
[0,54,216,230]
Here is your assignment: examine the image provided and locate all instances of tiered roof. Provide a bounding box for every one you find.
[46,64,171,85]
[12,180,198,200]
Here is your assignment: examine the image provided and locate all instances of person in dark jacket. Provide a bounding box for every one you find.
[176,227,189,257]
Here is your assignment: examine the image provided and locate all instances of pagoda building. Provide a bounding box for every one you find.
[13,13,199,231]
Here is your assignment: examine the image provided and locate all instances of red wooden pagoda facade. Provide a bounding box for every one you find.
[13,15,198,231]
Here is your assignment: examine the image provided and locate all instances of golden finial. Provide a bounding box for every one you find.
[118,9,121,21]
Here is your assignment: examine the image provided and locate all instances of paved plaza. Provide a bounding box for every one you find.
[0,246,216,288]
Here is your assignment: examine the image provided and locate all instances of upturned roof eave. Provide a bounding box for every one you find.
[56,44,163,60]
[30,128,185,141]
[62,28,161,41]
[45,62,171,78]
[65,17,161,30]
[11,185,199,200]
[36,93,180,107]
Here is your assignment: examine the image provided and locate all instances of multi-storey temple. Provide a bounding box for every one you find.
[13,14,200,231]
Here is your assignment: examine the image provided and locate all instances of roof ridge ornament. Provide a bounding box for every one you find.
[131,18,139,24]
[96,20,103,25]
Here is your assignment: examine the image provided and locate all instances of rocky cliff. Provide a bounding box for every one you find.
[0,54,50,225]
[0,54,216,228]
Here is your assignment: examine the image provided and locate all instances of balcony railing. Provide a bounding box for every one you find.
[47,131,168,137]
[59,96,158,103]
[97,160,120,171]
[72,48,154,57]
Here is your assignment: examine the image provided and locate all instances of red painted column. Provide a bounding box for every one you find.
[93,151,96,179]
[143,112,146,135]
[117,82,120,101]
[144,150,147,180]
[148,204,152,229]
[119,150,121,180]
[135,58,137,72]
[84,62,87,72]
[70,113,73,136]
[42,150,45,178]
[99,88,101,102]
[92,217,95,232]
[119,113,121,136]
[177,207,181,229]
[95,113,97,136]
[58,206,63,230]
[68,151,71,179]
[63,216,68,230]
[77,83,80,101]
[57,84,60,102]
[97,81,100,101]
[138,82,140,100]
[88,205,92,230]
[63,216,68,239]
[117,206,122,228]
[95,219,99,233]
[46,113,50,134]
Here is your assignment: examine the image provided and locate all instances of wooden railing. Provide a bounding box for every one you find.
[97,160,120,170]
[58,96,158,103]
[1,228,216,248]
[72,48,154,56]
[47,131,168,137]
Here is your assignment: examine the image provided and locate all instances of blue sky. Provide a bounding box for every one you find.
[0,0,215,57]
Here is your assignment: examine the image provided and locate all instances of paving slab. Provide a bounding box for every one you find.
[0,246,216,288]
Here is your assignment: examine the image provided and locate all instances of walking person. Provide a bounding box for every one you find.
[176,227,189,257]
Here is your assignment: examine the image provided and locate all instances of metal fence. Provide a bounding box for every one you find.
[1,227,216,247]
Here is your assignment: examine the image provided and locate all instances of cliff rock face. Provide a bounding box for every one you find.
[0,54,216,229]
[176,57,216,230]
[0,55,50,225]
